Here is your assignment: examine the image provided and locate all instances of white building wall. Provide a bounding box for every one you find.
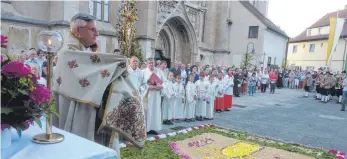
[229,1,266,67]
[263,29,288,68]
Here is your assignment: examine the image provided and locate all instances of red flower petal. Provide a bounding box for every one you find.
[336,156,344,159]
[329,150,338,154]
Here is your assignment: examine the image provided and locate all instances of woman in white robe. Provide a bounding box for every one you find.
[185,74,197,122]
[162,72,175,125]
[173,75,185,121]
[206,75,216,119]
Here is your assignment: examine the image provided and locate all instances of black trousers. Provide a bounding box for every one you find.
[321,88,330,96]
[233,85,240,96]
[261,84,267,92]
[270,83,276,93]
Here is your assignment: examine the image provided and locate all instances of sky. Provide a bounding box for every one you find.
[267,0,347,38]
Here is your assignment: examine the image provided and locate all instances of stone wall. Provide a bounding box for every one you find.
[1,20,47,54]
[1,1,119,54]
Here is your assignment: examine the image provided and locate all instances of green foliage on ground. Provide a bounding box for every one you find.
[120,127,335,159]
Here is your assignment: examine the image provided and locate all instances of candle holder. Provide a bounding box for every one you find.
[32,31,64,144]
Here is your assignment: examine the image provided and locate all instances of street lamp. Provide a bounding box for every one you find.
[32,31,64,144]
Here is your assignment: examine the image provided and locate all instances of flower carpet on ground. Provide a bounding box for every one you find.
[120,124,343,159]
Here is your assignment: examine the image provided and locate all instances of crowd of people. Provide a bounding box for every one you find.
[10,46,347,132]
[128,57,347,134]
[3,12,346,159]
[128,57,291,134]
[9,48,59,87]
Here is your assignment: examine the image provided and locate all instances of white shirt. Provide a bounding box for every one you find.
[38,77,47,87]
[180,69,187,84]
[128,66,145,93]
[223,75,234,95]
[261,74,269,84]
[215,79,224,98]
[195,79,208,99]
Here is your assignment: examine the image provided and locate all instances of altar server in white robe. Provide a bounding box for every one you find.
[173,75,185,121]
[143,58,164,134]
[162,72,175,125]
[203,67,211,82]
[195,73,208,121]
[206,75,216,119]
[128,56,146,106]
[185,74,197,122]
[223,68,234,111]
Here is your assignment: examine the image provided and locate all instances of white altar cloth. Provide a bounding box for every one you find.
[1,121,117,159]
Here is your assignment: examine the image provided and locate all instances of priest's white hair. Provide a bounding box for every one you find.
[70,13,96,33]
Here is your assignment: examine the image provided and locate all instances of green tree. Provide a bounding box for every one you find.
[240,52,254,70]
[282,58,288,70]
[130,39,144,62]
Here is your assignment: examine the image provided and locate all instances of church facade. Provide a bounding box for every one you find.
[1,0,288,68]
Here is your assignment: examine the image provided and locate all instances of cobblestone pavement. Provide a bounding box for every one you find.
[161,88,347,152]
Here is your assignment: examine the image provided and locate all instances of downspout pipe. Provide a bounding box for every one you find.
[284,40,289,69]
[343,37,347,71]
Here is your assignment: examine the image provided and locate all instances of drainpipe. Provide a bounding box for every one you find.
[284,40,289,69]
[343,37,347,71]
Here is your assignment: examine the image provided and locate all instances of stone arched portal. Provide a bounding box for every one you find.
[155,16,196,65]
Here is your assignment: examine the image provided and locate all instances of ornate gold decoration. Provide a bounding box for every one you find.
[118,0,137,58]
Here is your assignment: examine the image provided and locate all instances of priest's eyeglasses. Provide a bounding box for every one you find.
[80,27,99,34]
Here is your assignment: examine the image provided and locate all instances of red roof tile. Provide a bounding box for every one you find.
[290,8,347,43]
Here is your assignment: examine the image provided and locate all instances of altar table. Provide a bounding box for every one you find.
[1,123,118,159]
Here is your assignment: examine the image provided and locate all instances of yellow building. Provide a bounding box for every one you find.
[287,8,347,72]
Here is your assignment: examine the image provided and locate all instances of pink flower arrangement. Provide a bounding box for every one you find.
[1,34,8,48]
[329,150,338,154]
[169,142,191,159]
[2,61,33,78]
[187,138,214,148]
[1,54,53,135]
[29,84,51,105]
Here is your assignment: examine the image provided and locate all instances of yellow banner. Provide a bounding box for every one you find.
[326,17,345,66]
[326,18,336,65]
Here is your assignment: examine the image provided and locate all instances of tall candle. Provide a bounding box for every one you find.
[47,39,52,52]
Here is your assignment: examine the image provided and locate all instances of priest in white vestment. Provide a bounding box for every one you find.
[142,58,164,134]
[53,13,146,158]
[127,56,146,106]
